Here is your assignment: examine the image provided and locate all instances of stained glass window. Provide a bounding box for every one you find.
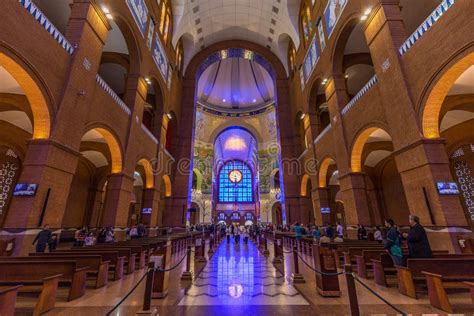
[218,160,253,203]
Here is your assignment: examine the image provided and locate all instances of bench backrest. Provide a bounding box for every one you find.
[24,255,102,269]
[50,250,120,263]
[0,261,78,280]
[407,257,474,278]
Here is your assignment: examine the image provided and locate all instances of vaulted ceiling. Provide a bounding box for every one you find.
[171,0,301,72]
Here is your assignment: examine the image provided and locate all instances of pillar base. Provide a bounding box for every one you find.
[180,271,194,281]
[263,249,270,256]
[291,273,306,283]
[152,291,168,299]
[135,308,159,315]
[272,257,282,264]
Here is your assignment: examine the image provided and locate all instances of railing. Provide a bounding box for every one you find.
[95,74,131,116]
[341,75,378,115]
[399,0,457,56]
[141,123,158,144]
[19,0,74,55]
[314,124,331,144]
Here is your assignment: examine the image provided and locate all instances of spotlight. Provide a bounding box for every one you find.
[364,7,372,15]
[322,78,328,85]
[222,98,226,102]
[166,113,172,120]
[300,113,306,120]
[101,6,110,14]
[252,99,256,103]
[360,15,368,21]
[145,77,152,84]
[344,74,349,79]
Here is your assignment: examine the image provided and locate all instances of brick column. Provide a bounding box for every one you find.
[312,188,331,226]
[338,173,372,227]
[83,187,105,228]
[101,173,134,227]
[365,2,469,251]
[141,188,160,227]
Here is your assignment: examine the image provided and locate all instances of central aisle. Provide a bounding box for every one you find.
[179,238,309,306]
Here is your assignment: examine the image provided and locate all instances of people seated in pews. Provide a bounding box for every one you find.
[74,226,89,246]
[293,222,305,240]
[374,226,383,242]
[357,224,367,240]
[32,224,52,253]
[84,232,96,246]
[403,215,432,259]
[312,225,321,241]
[333,235,343,243]
[325,223,334,239]
[384,219,404,266]
[319,232,331,245]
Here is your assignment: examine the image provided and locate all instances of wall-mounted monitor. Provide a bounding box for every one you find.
[436,182,460,195]
[320,207,331,214]
[13,183,37,196]
[141,207,152,214]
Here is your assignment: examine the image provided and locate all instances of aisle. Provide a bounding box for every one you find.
[178,238,309,306]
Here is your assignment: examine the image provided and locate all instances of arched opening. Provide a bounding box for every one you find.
[271,202,283,226]
[424,55,474,227]
[309,79,330,137]
[351,127,410,225]
[333,18,375,99]
[98,17,140,108]
[62,127,123,228]
[300,174,315,225]
[318,157,342,225]
[142,78,165,140]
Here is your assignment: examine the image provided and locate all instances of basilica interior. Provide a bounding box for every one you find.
[0,0,473,315]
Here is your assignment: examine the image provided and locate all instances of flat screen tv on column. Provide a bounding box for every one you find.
[320,207,331,214]
[141,207,152,214]
[13,183,37,196]
[436,182,460,195]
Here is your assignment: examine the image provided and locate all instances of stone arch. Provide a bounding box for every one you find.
[82,125,124,174]
[0,51,51,139]
[300,174,311,197]
[137,158,154,189]
[162,174,172,197]
[208,121,264,145]
[318,156,337,188]
[421,51,474,138]
[350,124,392,173]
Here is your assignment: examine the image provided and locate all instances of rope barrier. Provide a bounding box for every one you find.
[295,252,345,276]
[156,251,189,272]
[106,268,151,315]
[353,275,408,316]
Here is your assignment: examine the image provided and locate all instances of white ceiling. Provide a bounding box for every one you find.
[81,129,107,143]
[440,110,474,133]
[171,0,300,71]
[365,150,392,167]
[214,127,257,165]
[329,170,339,185]
[366,129,392,143]
[448,65,474,96]
[81,150,109,168]
[0,67,24,95]
[0,111,32,133]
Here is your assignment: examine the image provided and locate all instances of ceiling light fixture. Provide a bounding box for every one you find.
[222,98,226,102]
[344,74,349,79]
[300,113,306,120]
[145,77,152,84]
[361,7,372,21]
[322,78,328,85]
[252,99,256,103]
[166,113,172,120]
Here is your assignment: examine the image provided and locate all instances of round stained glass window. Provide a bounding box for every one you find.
[228,170,243,183]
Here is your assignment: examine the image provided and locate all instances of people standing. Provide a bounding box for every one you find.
[404,215,432,258]
[129,225,138,239]
[293,223,304,240]
[325,223,334,239]
[312,225,321,241]
[48,234,58,252]
[357,224,367,240]
[336,222,344,238]
[384,219,403,266]
[32,224,52,253]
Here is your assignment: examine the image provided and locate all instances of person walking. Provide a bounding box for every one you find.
[336,222,344,238]
[32,224,52,253]
[384,219,403,266]
[404,215,432,258]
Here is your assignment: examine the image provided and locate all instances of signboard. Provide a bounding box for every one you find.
[152,34,169,81]
[324,0,348,38]
[146,18,155,50]
[126,0,149,36]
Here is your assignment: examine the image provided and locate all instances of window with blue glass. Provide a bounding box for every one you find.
[218,160,253,203]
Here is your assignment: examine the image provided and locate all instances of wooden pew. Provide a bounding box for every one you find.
[0,259,88,300]
[343,246,385,266]
[51,250,124,281]
[69,247,136,274]
[27,254,110,288]
[0,260,88,301]
[0,285,22,316]
[355,249,388,278]
[397,257,474,302]
[79,244,145,269]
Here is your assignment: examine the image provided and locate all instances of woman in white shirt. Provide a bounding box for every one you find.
[374,226,383,242]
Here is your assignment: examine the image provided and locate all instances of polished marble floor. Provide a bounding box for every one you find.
[179,239,308,306]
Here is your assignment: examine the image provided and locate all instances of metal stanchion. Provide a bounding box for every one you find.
[272,237,282,264]
[208,234,214,256]
[181,246,194,281]
[263,236,270,256]
[136,264,159,315]
[291,245,305,283]
[344,264,360,316]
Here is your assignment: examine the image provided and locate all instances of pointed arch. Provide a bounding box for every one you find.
[83,127,123,174]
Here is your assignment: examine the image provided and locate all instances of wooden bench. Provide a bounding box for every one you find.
[69,247,136,274]
[0,260,88,301]
[27,254,110,288]
[80,244,145,269]
[396,257,474,307]
[51,250,125,280]
[0,285,22,316]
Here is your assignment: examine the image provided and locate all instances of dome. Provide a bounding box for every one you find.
[197,57,274,113]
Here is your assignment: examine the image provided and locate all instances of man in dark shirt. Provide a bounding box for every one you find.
[404,215,432,258]
[32,224,52,253]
